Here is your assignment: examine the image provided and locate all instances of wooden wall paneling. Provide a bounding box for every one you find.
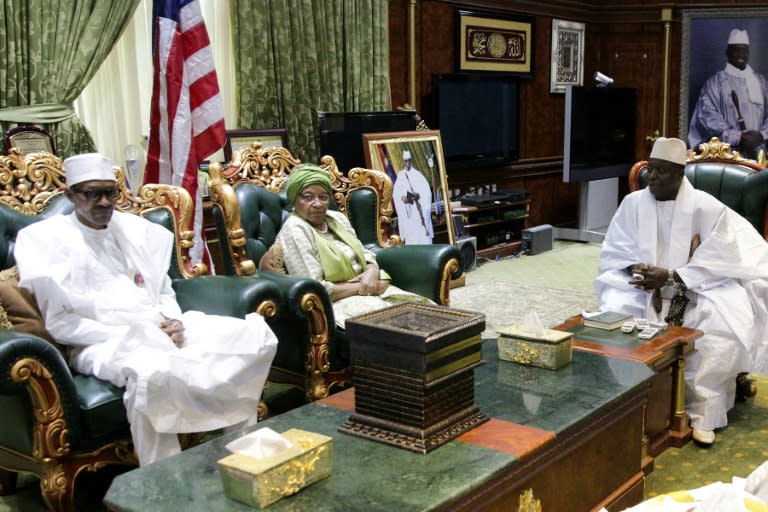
[389,0,410,109]
[418,1,457,125]
[592,24,666,162]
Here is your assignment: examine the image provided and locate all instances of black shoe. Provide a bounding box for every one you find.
[736,372,758,402]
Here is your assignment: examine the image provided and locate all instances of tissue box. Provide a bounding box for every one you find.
[496,324,573,370]
[218,429,333,508]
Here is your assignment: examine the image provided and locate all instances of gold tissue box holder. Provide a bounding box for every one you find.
[497,324,574,370]
[218,428,333,508]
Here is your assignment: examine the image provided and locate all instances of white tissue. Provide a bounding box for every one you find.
[522,310,546,336]
[225,427,293,459]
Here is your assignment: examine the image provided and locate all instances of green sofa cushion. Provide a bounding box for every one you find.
[73,374,128,445]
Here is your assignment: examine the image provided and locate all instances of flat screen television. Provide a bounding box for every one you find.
[433,73,520,169]
[317,111,418,172]
[563,86,637,183]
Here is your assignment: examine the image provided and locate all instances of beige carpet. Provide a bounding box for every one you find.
[450,241,601,336]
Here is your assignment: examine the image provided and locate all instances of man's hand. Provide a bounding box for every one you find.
[160,318,186,348]
[629,264,668,291]
[740,130,764,156]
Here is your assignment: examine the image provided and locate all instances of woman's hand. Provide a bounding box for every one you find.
[357,265,381,296]
[160,318,186,348]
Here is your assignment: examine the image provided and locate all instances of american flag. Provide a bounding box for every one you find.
[145,0,226,267]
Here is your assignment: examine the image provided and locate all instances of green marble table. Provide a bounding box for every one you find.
[104,340,653,512]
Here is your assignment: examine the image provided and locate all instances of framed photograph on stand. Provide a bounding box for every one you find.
[456,9,534,76]
[3,125,56,155]
[223,128,287,162]
[363,130,455,245]
[550,19,585,94]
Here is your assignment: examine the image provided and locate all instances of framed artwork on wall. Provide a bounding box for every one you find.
[362,130,455,245]
[680,8,768,159]
[550,19,585,94]
[224,128,287,162]
[456,9,534,76]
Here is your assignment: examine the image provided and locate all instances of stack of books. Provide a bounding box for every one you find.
[583,311,634,331]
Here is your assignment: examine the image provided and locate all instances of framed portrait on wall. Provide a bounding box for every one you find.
[362,130,455,245]
[550,19,585,94]
[680,8,768,160]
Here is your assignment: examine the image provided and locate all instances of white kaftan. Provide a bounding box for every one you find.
[15,212,278,465]
[393,166,434,244]
[595,178,768,431]
[276,210,432,327]
[688,64,768,152]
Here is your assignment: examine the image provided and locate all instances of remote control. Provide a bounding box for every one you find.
[638,327,659,340]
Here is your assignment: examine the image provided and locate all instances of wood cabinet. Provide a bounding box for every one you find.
[453,198,531,260]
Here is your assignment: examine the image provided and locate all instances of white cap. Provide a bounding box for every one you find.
[63,153,116,186]
[402,150,411,160]
[728,29,749,45]
[650,137,687,166]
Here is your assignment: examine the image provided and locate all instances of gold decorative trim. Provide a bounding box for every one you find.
[0,148,67,214]
[691,137,757,165]
[208,162,257,276]
[256,299,278,319]
[11,358,69,459]
[518,488,543,512]
[440,258,460,306]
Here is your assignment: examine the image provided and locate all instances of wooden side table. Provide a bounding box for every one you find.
[554,315,702,473]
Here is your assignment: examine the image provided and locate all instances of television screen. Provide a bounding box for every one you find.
[433,74,520,169]
[317,111,418,172]
[563,86,637,183]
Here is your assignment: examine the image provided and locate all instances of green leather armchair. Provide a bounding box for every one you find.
[630,137,768,238]
[208,144,464,402]
[0,150,280,512]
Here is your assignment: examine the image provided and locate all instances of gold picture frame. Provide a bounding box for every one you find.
[457,9,534,76]
[362,130,455,245]
[550,19,585,94]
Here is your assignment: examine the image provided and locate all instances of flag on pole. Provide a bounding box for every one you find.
[145,0,226,268]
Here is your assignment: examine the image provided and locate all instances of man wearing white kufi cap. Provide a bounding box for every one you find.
[14,153,277,465]
[595,137,768,446]
[688,27,768,159]
[392,148,434,244]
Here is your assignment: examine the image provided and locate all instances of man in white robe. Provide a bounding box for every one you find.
[595,137,768,446]
[14,153,278,465]
[688,28,768,159]
[393,149,434,244]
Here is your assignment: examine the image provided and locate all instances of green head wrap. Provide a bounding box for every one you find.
[284,164,333,204]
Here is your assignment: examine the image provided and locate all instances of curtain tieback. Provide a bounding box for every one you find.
[0,104,76,124]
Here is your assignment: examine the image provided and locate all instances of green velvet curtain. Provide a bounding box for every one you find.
[0,0,140,158]
[230,0,391,163]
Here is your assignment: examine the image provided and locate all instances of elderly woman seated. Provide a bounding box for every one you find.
[264,164,433,327]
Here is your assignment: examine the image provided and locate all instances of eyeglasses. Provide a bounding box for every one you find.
[299,192,330,204]
[71,186,119,202]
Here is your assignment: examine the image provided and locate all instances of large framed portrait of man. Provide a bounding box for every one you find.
[680,8,768,160]
[362,130,455,245]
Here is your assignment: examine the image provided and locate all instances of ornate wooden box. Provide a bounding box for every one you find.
[340,303,488,453]
[218,429,333,508]
[496,324,574,370]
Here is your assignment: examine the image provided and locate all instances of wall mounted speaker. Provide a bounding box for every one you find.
[455,236,477,272]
